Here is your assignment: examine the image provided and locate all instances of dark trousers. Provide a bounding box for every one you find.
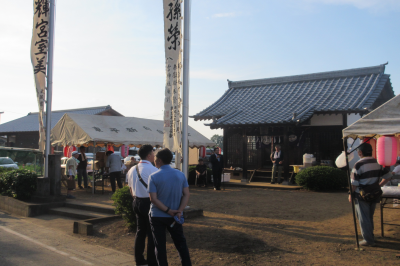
[133,198,156,265]
[197,174,206,186]
[212,170,222,189]
[109,171,122,192]
[77,168,88,188]
[149,216,192,266]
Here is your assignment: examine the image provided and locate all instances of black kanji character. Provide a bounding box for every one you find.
[167,22,180,50]
[34,56,46,74]
[35,0,50,18]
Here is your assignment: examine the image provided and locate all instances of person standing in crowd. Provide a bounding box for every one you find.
[106,150,123,193]
[124,156,137,183]
[270,145,284,184]
[195,158,207,187]
[148,148,191,266]
[349,143,391,246]
[65,151,79,199]
[127,145,158,266]
[77,146,90,189]
[210,147,224,190]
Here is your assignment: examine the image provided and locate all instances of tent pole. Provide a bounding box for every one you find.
[343,137,360,250]
[182,0,191,178]
[92,141,96,195]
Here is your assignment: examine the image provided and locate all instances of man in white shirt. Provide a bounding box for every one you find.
[127,145,158,266]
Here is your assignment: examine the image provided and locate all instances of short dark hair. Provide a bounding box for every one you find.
[357,143,373,156]
[106,151,114,156]
[79,146,85,151]
[156,148,173,164]
[396,160,400,165]
[214,147,219,152]
[198,158,203,162]
[138,145,154,160]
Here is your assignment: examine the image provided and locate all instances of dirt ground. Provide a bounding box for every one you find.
[70,185,400,265]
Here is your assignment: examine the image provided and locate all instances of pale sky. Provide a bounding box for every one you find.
[1,0,400,139]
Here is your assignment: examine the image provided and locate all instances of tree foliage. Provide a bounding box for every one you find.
[211,134,223,150]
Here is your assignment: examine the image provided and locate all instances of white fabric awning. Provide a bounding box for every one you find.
[343,94,400,139]
[51,113,215,148]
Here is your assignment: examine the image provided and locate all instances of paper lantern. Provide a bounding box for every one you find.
[199,147,206,158]
[63,146,76,157]
[362,138,376,158]
[397,136,400,156]
[335,151,354,168]
[119,145,128,158]
[107,144,114,152]
[377,136,398,166]
[63,146,69,157]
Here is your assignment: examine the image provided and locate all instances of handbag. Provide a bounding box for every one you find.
[358,167,383,202]
[67,178,76,190]
[359,182,382,202]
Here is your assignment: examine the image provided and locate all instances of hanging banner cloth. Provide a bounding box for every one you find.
[163,0,183,153]
[51,113,214,148]
[31,0,50,152]
[343,94,400,139]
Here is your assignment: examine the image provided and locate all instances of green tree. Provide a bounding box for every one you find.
[211,134,223,150]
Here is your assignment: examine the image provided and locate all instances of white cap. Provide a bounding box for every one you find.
[71,151,78,156]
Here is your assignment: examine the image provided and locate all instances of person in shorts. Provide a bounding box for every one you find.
[65,151,79,199]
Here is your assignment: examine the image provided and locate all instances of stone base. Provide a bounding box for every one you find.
[0,195,64,217]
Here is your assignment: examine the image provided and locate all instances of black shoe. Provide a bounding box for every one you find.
[216,188,221,190]
[85,186,91,189]
[270,182,275,184]
[79,185,84,189]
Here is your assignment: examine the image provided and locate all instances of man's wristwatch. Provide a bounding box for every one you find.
[165,207,170,213]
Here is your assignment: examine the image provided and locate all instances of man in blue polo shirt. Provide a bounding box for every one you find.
[148,148,191,266]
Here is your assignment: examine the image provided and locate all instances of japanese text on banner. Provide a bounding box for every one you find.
[163,0,182,157]
[31,0,50,152]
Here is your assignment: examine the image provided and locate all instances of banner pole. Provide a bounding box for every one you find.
[44,0,56,178]
[182,0,191,178]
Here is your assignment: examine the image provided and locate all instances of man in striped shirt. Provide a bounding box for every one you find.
[349,143,390,247]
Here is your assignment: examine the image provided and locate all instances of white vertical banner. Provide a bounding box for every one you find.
[163,0,183,168]
[31,0,50,152]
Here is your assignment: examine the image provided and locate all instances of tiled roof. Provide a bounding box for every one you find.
[193,64,394,127]
[0,106,122,134]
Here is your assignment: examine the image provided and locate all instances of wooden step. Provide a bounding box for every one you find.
[48,207,110,220]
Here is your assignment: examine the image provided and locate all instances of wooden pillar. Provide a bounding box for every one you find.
[283,126,290,181]
[242,127,248,179]
[223,128,228,168]
[342,113,348,127]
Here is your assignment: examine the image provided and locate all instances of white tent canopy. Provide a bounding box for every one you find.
[343,94,400,139]
[51,113,215,148]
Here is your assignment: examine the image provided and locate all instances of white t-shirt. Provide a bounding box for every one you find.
[393,165,400,175]
[127,160,158,198]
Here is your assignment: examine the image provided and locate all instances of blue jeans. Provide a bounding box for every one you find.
[354,197,376,244]
[77,168,88,188]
